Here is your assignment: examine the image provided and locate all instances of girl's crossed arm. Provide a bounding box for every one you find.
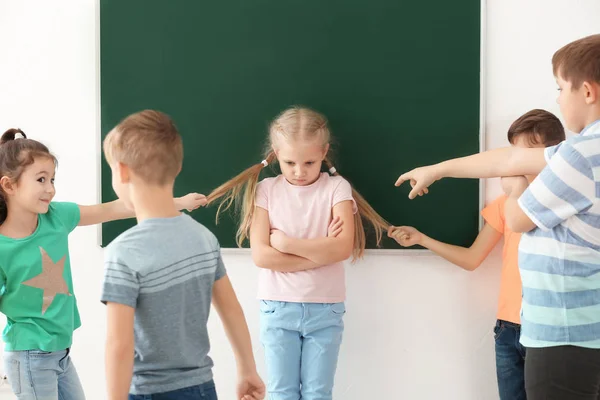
[269,200,355,265]
[250,207,323,272]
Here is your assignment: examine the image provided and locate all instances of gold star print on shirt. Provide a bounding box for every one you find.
[22,247,72,315]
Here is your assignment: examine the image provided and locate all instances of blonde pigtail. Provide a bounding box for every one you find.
[324,157,390,261]
[207,151,276,246]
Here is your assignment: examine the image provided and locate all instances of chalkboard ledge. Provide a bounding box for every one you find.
[220,248,435,257]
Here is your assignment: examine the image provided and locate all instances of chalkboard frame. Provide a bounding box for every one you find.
[97,0,486,252]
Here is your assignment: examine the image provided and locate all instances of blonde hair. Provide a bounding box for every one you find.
[103,110,183,186]
[207,106,389,260]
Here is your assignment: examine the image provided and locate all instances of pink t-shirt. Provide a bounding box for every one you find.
[255,172,357,303]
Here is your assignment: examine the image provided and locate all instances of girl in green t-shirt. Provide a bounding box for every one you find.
[0,128,206,399]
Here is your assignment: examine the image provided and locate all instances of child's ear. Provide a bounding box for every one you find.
[583,81,599,104]
[117,162,131,184]
[0,176,15,195]
[322,143,330,159]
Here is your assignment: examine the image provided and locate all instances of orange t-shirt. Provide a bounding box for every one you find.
[481,195,522,324]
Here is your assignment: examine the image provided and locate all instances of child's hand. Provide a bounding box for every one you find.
[328,216,343,238]
[395,166,435,199]
[388,226,423,247]
[176,193,208,212]
[237,371,266,400]
[501,176,529,197]
[270,229,288,253]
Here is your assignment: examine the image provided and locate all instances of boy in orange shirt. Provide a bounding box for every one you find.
[389,109,565,400]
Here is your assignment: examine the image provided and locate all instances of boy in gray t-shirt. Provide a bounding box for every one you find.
[101,110,265,400]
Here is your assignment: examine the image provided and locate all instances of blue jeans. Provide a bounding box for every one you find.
[3,349,85,400]
[128,380,217,400]
[259,300,345,400]
[494,320,527,400]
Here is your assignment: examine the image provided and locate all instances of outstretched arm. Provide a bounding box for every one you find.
[395,147,547,199]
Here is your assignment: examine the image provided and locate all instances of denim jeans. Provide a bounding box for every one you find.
[128,380,217,400]
[260,300,345,400]
[3,349,85,400]
[494,319,527,400]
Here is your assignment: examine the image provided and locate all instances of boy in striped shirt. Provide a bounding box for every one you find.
[395,34,600,399]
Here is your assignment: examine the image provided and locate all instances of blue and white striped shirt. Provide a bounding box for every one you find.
[518,119,600,348]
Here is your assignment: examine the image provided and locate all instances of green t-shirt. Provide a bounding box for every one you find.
[0,202,81,351]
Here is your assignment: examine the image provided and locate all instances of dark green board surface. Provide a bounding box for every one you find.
[100,0,481,249]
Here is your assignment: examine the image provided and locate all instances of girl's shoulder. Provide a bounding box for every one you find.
[258,176,280,185]
[44,202,80,232]
[322,173,351,192]
[257,175,286,190]
[326,173,349,185]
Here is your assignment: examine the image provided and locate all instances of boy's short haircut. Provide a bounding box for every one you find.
[507,109,565,147]
[552,34,600,88]
[104,110,183,186]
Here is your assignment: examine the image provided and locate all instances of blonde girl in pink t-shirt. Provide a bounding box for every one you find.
[207,106,388,400]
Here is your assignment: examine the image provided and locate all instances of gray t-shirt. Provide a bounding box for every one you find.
[101,214,226,395]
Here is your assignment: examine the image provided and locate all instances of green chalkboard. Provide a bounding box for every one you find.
[100,0,481,249]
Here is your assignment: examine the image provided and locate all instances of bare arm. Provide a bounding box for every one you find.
[78,193,207,226]
[78,200,133,226]
[503,176,536,233]
[273,201,355,265]
[212,275,265,400]
[505,197,536,233]
[250,207,322,272]
[396,147,547,199]
[212,276,256,373]
[421,225,502,270]
[436,147,547,179]
[105,303,135,400]
[389,224,502,271]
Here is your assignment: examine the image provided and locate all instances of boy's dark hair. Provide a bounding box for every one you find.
[507,109,565,147]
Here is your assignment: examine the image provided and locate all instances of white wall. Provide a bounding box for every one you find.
[0,1,599,399]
